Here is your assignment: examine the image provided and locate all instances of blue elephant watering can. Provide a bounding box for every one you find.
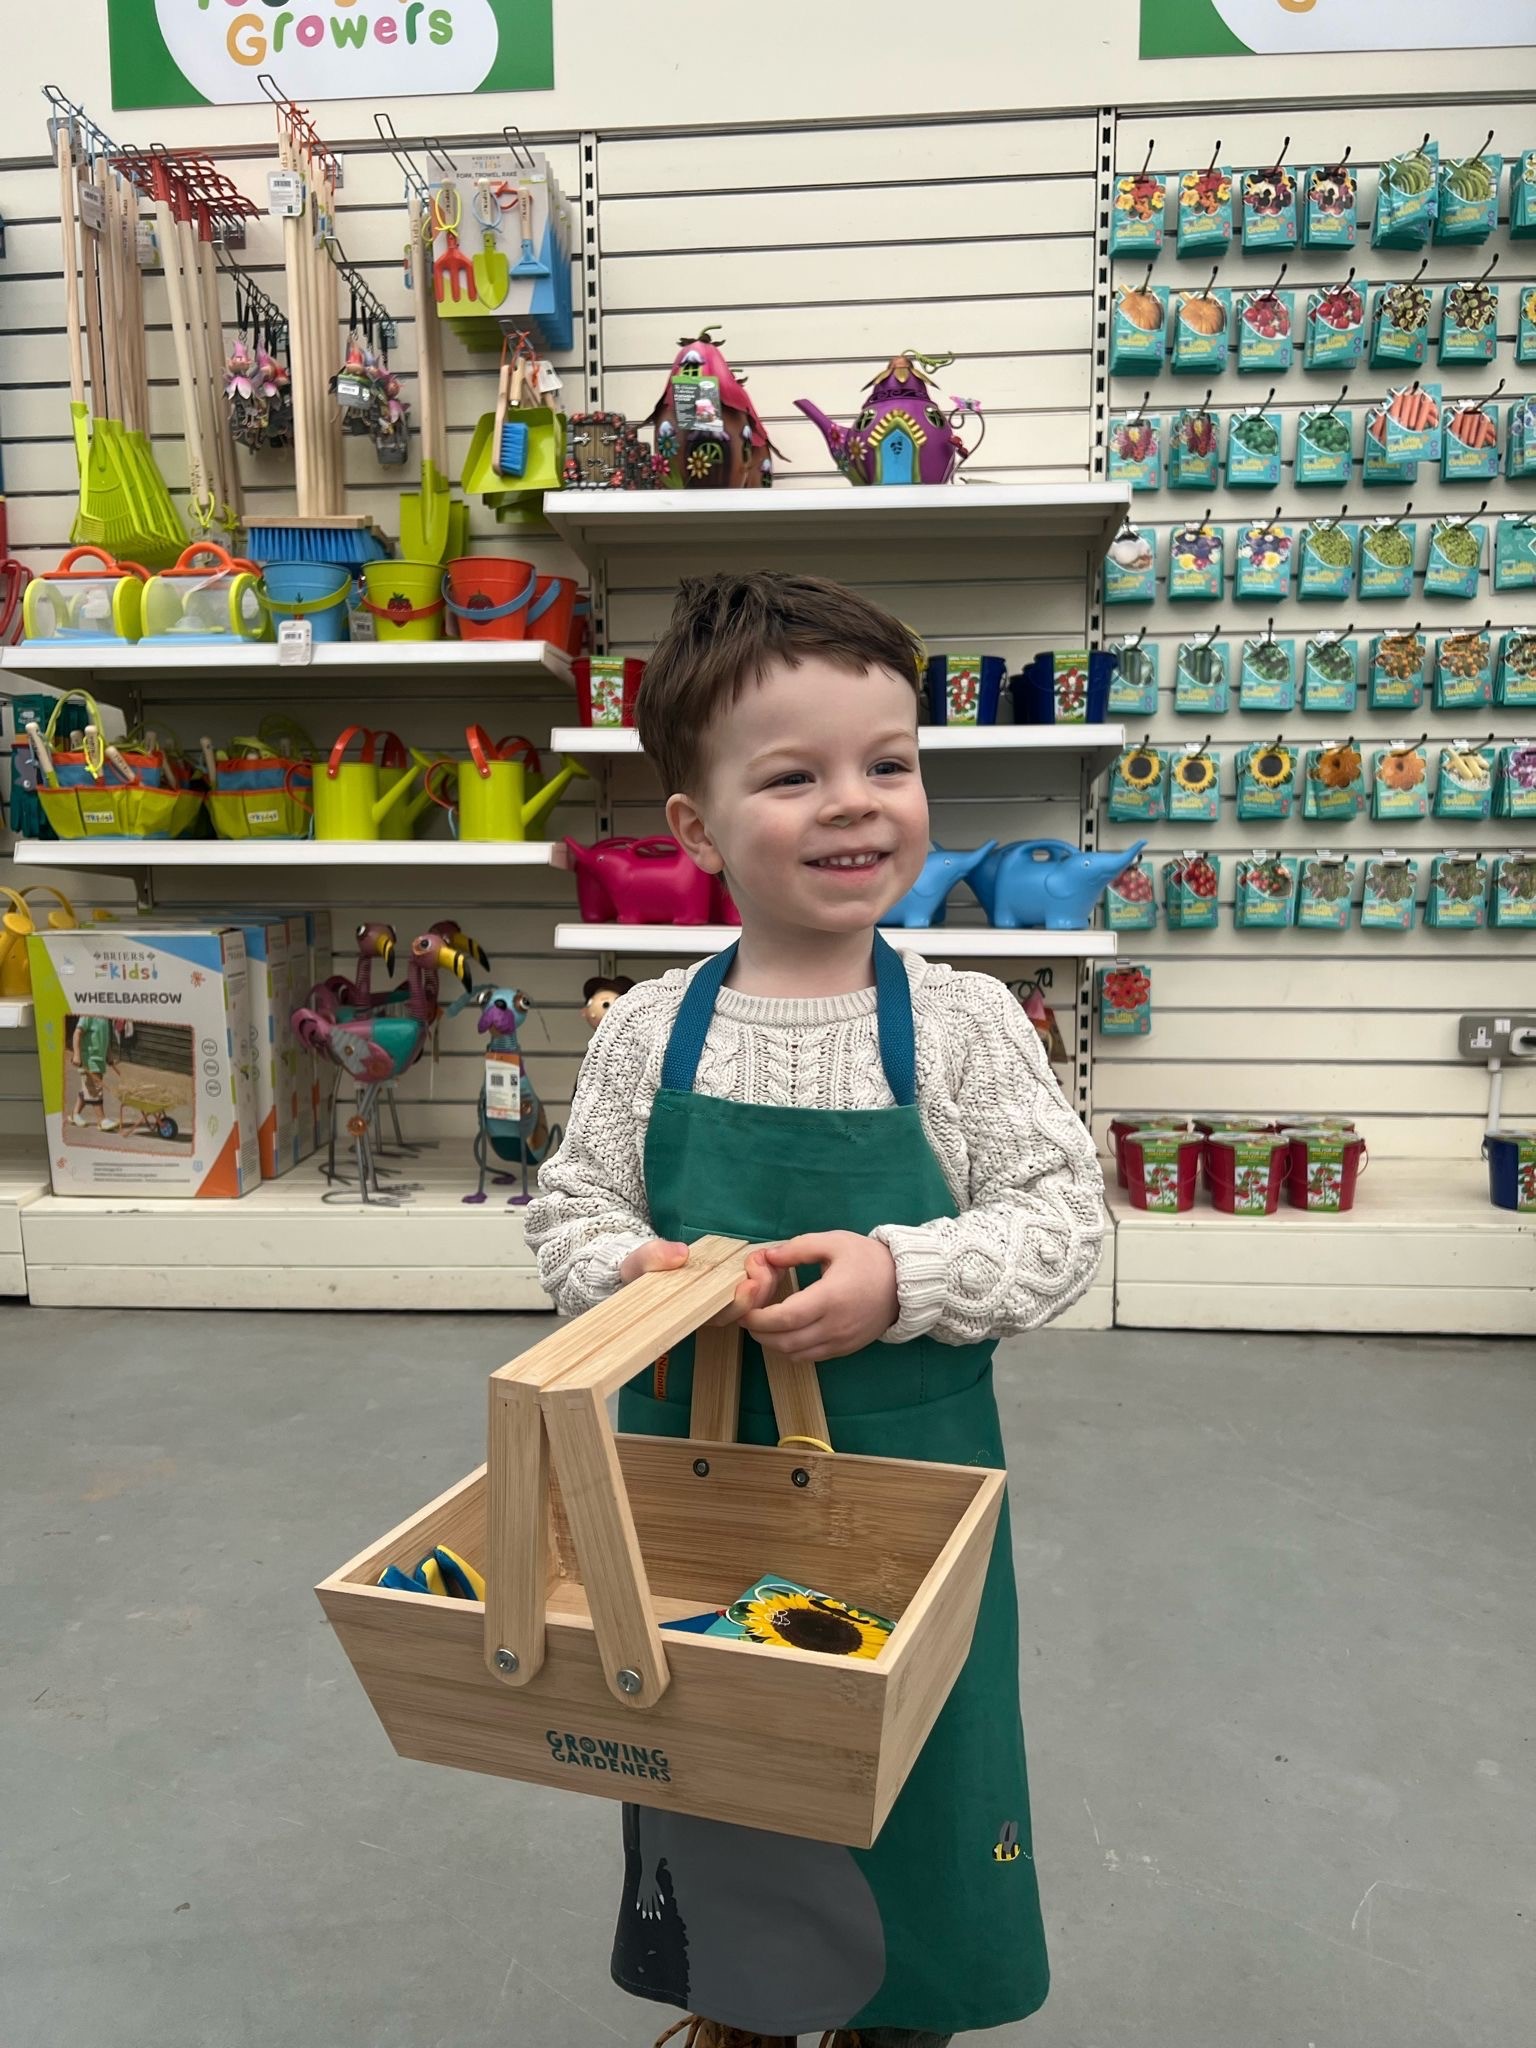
[969,840,1148,930]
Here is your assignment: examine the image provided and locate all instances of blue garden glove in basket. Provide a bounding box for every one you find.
[378,1545,486,1601]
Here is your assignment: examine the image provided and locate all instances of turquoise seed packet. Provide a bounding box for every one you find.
[1302,634,1359,713]
[1236,287,1295,372]
[1435,151,1502,245]
[1108,413,1163,492]
[1162,854,1221,930]
[1303,161,1358,248]
[1295,856,1357,931]
[1372,141,1440,250]
[1493,515,1536,592]
[1362,398,1419,487]
[1225,409,1283,488]
[1176,165,1234,254]
[1508,398,1536,480]
[1370,742,1430,820]
[1303,744,1365,821]
[1491,852,1536,929]
[1167,520,1224,601]
[1172,286,1232,375]
[1168,405,1221,490]
[1425,854,1488,928]
[1239,634,1296,712]
[1433,742,1497,821]
[1381,382,1443,466]
[1235,855,1299,929]
[1173,637,1230,714]
[1110,284,1169,374]
[1103,524,1158,606]
[1423,517,1485,601]
[1360,856,1419,932]
[1167,745,1222,824]
[1294,403,1353,487]
[1108,743,1168,823]
[1357,516,1417,600]
[1240,164,1299,250]
[1109,167,1167,255]
[1103,858,1158,931]
[1496,628,1536,706]
[1519,286,1536,365]
[1297,517,1358,600]
[1236,740,1297,821]
[1434,629,1494,710]
[1108,633,1160,715]
[1441,400,1500,483]
[1233,519,1294,601]
[1368,279,1432,369]
[1497,743,1536,818]
[1439,278,1499,366]
[1304,279,1367,369]
[1368,630,1427,711]
[1513,150,1536,238]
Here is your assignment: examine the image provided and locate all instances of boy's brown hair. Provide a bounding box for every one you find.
[635,571,923,797]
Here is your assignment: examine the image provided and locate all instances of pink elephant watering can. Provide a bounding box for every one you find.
[564,835,737,925]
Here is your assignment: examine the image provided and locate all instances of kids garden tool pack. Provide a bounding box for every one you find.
[425,135,574,355]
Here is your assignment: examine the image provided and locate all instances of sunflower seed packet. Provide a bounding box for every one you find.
[1369,279,1432,369]
[1372,142,1440,250]
[1368,630,1426,711]
[1441,399,1500,483]
[1359,855,1420,931]
[1108,413,1163,491]
[1297,517,1358,600]
[1111,283,1170,374]
[1358,516,1417,600]
[1104,523,1158,605]
[1294,406,1354,487]
[1425,853,1489,928]
[1496,742,1536,818]
[707,1576,894,1655]
[1173,637,1230,713]
[1295,855,1357,931]
[1108,634,1160,714]
[1236,740,1297,820]
[1371,742,1430,820]
[1304,279,1367,370]
[1435,151,1502,245]
[1303,162,1358,248]
[1492,852,1536,928]
[1496,628,1536,706]
[1513,151,1536,239]
[1235,854,1299,927]
[1167,745,1222,823]
[1438,278,1499,366]
[1433,742,1496,820]
[1109,743,1168,822]
[1233,520,1294,600]
[1302,634,1359,713]
[1104,856,1158,930]
[1109,167,1167,255]
[1303,744,1365,821]
[1168,405,1221,490]
[1493,515,1536,592]
[1434,629,1494,710]
[1239,635,1296,712]
[1424,517,1485,600]
[1225,409,1283,488]
[1177,165,1234,254]
[1168,519,1224,601]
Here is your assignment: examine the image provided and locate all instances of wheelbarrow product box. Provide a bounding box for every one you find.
[27,924,261,1199]
[317,1238,1004,1849]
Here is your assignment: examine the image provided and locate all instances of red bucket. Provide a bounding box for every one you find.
[1108,1115,1188,1189]
[442,556,537,642]
[1205,1132,1290,1216]
[573,655,645,728]
[526,573,579,650]
[1283,1129,1368,1213]
[1121,1130,1202,1213]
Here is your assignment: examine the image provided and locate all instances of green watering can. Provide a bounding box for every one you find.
[424,730,589,842]
[286,727,440,842]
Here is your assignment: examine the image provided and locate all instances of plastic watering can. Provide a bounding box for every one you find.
[1,883,79,998]
[286,728,437,841]
[425,730,588,841]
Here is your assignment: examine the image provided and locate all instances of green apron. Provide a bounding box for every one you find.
[612,934,1049,2038]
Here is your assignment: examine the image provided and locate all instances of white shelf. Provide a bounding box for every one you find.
[554,923,1118,959]
[542,483,1131,566]
[11,838,560,870]
[0,998,35,1029]
[0,640,572,686]
[550,722,1126,769]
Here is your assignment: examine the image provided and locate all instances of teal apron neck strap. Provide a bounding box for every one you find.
[660,931,916,1106]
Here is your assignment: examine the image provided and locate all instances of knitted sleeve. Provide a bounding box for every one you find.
[522,976,678,1317]
[871,971,1106,1344]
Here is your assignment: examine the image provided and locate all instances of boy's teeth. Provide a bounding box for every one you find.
[816,853,880,868]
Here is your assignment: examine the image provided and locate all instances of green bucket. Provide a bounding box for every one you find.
[360,560,446,644]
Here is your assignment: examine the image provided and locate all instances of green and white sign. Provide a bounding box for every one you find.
[1141,0,1533,57]
[109,0,554,110]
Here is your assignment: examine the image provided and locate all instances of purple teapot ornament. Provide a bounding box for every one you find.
[796,351,983,487]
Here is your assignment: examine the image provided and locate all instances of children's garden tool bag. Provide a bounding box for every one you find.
[31,688,176,789]
[316,1235,1003,1850]
[204,736,314,841]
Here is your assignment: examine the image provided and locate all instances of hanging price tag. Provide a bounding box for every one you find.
[277,619,313,665]
[135,220,159,268]
[484,1049,524,1122]
[349,607,375,643]
[78,183,105,232]
[267,170,305,218]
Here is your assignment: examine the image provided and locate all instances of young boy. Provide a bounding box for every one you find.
[526,573,1105,2048]
[70,1013,119,1132]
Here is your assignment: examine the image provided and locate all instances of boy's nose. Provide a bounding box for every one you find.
[819,778,879,823]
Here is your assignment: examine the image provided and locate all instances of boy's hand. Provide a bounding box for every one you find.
[740,1232,899,1362]
[618,1238,690,1286]
[618,1239,782,1330]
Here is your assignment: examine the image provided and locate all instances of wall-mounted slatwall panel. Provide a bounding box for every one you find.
[1095,103,1536,1166]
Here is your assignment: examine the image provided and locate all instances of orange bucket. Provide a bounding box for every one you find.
[525,573,578,650]
[442,557,538,643]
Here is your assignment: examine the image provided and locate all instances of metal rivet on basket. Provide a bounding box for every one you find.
[494,1648,519,1675]
[616,1667,643,1695]
[791,1467,810,1488]
[692,1457,710,1477]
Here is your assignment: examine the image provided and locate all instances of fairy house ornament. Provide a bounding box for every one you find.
[646,329,781,489]
[796,351,983,486]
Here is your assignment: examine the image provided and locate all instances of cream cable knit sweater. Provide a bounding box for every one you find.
[525,953,1106,1346]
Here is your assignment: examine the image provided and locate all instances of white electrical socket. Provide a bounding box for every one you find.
[1459,1014,1536,1059]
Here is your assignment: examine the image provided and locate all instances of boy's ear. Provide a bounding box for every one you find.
[665,790,724,874]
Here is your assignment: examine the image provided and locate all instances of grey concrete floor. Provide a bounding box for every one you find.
[1,1307,1532,2048]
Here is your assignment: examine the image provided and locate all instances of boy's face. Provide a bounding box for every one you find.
[666,656,929,938]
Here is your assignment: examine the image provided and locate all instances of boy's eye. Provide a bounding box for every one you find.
[872,757,914,776]
[767,770,813,788]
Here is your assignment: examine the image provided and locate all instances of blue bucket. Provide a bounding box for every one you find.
[1482,1129,1536,1211]
[1011,650,1115,725]
[258,562,355,643]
